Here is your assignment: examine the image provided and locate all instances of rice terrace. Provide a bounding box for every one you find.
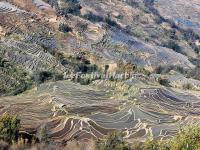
[0,0,200,150]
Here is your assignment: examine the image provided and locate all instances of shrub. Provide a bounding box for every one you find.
[12,81,31,96]
[67,56,98,73]
[135,126,200,150]
[59,23,72,33]
[83,12,104,23]
[0,57,4,67]
[167,126,200,150]
[32,71,53,84]
[82,12,119,28]
[158,78,170,86]
[32,71,63,84]
[79,78,91,85]
[126,1,140,8]
[187,66,200,80]
[117,61,137,74]
[0,113,20,142]
[105,17,119,28]
[154,16,164,24]
[62,0,81,16]
[194,46,200,54]
[116,15,124,20]
[134,67,150,76]
[98,132,131,150]
[155,65,187,74]
[104,65,109,74]
[162,40,182,53]
[143,140,160,150]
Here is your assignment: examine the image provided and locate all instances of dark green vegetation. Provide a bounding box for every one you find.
[162,40,182,54]
[135,126,200,150]
[0,114,59,150]
[0,62,63,95]
[32,70,63,85]
[98,132,131,150]
[0,61,31,96]
[45,0,81,16]
[187,66,200,80]
[154,65,187,74]
[0,113,20,143]
[98,126,200,150]
[58,23,72,33]
[66,55,98,73]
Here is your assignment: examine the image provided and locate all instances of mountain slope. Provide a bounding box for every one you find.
[0,0,200,149]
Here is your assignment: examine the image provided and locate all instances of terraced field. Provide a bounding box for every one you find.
[1,80,200,144]
[0,1,29,15]
[1,0,200,149]
[0,81,122,142]
[92,30,194,70]
[155,0,200,34]
[166,74,200,90]
[0,39,59,72]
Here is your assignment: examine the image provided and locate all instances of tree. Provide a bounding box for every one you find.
[0,113,20,142]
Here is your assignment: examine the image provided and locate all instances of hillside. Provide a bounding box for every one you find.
[0,0,200,150]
